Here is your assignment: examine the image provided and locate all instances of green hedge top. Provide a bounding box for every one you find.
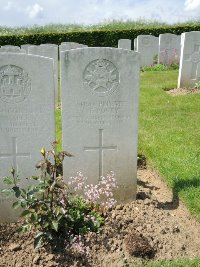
[0,24,200,49]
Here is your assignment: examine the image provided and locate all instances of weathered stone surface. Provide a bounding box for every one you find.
[158,33,181,65]
[61,47,140,202]
[134,38,137,51]
[136,35,158,67]
[0,53,55,222]
[21,44,32,53]
[118,39,131,50]
[28,45,58,101]
[40,43,58,47]
[178,31,200,88]
[59,42,87,53]
[0,46,26,53]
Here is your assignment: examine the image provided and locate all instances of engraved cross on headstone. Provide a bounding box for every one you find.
[84,129,117,180]
[185,44,200,80]
[0,137,31,176]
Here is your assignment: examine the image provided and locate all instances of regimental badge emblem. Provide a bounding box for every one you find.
[83,59,119,96]
[0,65,31,103]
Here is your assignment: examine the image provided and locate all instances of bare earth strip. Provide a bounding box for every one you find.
[0,168,200,266]
[166,87,200,96]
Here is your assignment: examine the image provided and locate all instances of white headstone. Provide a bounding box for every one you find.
[59,42,88,53]
[0,46,26,53]
[197,62,200,82]
[28,45,58,101]
[134,38,137,51]
[178,31,200,88]
[118,39,131,50]
[158,33,181,65]
[136,35,158,67]
[61,48,140,202]
[2,45,20,49]
[21,44,32,53]
[0,53,55,222]
[40,43,58,47]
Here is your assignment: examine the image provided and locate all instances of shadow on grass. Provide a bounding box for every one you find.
[137,176,200,211]
[156,177,200,211]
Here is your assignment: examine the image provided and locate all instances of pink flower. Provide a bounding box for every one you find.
[68,171,117,209]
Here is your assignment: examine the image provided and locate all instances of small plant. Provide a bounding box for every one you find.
[153,55,158,65]
[142,64,167,72]
[194,80,200,89]
[142,63,179,72]
[1,142,117,251]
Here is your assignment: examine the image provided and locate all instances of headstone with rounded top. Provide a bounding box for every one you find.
[118,39,132,50]
[178,31,200,88]
[158,33,181,65]
[136,35,158,67]
[60,47,140,202]
[0,53,55,222]
[21,44,32,53]
[0,46,26,53]
[28,45,58,101]
[59,42,88,54]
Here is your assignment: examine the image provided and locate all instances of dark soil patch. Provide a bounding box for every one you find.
[164,87,200,96]
[1,168,200,267]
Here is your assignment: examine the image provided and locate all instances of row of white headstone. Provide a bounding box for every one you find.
[0,42,88,101]
[119,33,181,67]
[119,31,200,87]
[0,47,139,222]
[1,31,200,88]
[0,31,200,222]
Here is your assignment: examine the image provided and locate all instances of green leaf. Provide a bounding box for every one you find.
[21,189,27,196]
[34,234,43,249]
[17,224,32,235]
[43,222,49,228]
[45,231,53,240]
[30,212,38,223]
[12,186,21,198]
[35,231,44,239]
[57,215,63,221]
[17,226,24,235]
[0,189,13,197]
[51,220,58,231]
[12,201,21,209]
[21,209,32,217]
[3,176,14,185]
[20,200,27,209]
[32,176,39,180]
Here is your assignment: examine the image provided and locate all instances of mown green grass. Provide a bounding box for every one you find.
[134,258,200,267]
[136,114,200,266]
[139,70,200,218]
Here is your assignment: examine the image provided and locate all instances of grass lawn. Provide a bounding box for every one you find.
[139,70,200,219]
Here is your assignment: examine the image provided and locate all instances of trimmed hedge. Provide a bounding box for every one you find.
[0,24,200,49]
